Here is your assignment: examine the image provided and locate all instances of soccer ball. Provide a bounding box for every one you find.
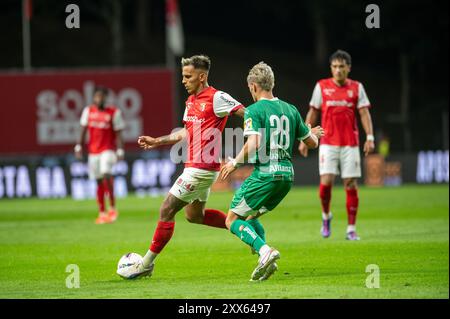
[117,252,143,279]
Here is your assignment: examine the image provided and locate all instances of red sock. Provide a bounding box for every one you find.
[150,221,175,253]
[103,177,115,208]
[346,188,359,225]
[96,182,105,213]
[203,209,227,229]
[319,184,332,214]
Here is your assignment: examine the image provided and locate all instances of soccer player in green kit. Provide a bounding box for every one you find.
[220,62,325,281]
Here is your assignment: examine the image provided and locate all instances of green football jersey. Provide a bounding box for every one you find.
[243,98,311,179]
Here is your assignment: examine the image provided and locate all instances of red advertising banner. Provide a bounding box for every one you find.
[0,68,174,155]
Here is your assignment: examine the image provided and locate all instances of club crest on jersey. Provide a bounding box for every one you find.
[347,90,354,98]
[200,103,207,111]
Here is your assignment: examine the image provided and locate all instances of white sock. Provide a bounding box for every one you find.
[258,244,271,257]
[322,212,332,220]
[142,249,158,268]
[347,225,356,233]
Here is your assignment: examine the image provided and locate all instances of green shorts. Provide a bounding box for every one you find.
[230,174,293,217]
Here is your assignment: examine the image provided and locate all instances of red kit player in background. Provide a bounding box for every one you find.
[299,50,375,240]
[75,86,125,224]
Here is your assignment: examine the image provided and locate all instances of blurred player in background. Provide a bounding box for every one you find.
[129,55,245,278]
[75,86,125,224]
[298,50,375,240]
[220,62,324,281]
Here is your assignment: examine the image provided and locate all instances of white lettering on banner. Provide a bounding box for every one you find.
[36,81,143,145]
[0,166,32,199]
[4,166,16,198]
[0,169,3,197]
[16,166,32,198]
[71,178,97,200]
[36,166,67,198]
[416,150,449,183]
[114,177,128,198]
[131,159,176,189]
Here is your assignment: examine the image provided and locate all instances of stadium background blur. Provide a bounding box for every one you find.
[0,0,448,301]
[0,0,448,198]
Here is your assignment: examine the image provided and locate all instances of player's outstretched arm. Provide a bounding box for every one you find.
[220,134,260,180]
[299,108,320,157]
[138,128,186,150]
[359,107,375,156]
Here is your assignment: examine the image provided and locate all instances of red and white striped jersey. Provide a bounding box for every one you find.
[309,78,371,146]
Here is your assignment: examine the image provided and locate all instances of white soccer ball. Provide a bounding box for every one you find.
[117,252,143,279]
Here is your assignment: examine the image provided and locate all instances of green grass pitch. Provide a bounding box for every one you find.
[0,185,448,299]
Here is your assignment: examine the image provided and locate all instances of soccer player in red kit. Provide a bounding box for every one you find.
[299,50,375,240]
[123,55,245,278]
[75,86,125,224]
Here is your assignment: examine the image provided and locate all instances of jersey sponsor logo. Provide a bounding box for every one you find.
[268,164,293,174]
[219,94,237,107]
[88,121,111,129]
[326,100,354,107]
[184,115,205,123]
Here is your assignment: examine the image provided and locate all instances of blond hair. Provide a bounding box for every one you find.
[247,62,275,91]
[181,55,211,71]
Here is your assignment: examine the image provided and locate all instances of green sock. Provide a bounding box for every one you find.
[247,219,266,241]
[230,219,265,252]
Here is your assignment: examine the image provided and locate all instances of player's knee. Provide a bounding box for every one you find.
[344,179,357,189]
[185,213,203,224]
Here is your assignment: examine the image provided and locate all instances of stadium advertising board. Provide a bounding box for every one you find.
[0,152,179,200]
[0,69,173,154]
[1,151,448,199]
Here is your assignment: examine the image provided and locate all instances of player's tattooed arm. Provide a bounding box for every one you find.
[138,128,186,150]
[233,107,246,118]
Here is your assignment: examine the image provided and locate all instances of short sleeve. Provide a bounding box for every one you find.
[296,111,311,141]
[113,109,126,131]
[309,83,322,109]
[80,107,89,126]
[243,107,262,136]
[357,83,371,108]
[182,107,188,124]
[213,91,243,118]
